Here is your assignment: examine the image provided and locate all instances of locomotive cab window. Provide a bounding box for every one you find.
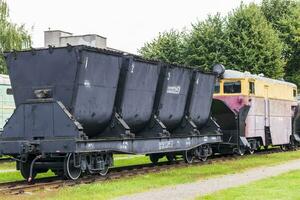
[224,81,241,94]
[249,81,255,94]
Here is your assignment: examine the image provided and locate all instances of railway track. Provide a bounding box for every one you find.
[0,157,12,163]
[0,147,293,196]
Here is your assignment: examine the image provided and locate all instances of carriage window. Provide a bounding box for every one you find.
[224,81,241,94]
[249,82,255,94]
[214,82,220,93]
[293,89,297,97]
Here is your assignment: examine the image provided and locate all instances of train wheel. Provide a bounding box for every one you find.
[99,166,109,176]
[19,161,37,180]
[280,145,288,151]
[99,154,110,176]
[249,149,255,155]
[166,153,175,163]
[289,136,297,150]
[237,147,245,156]
[199,156,208,162]
[196,145,211,162]
[183,150,194,164]
[149,154,159,164]
[64,153,81,180]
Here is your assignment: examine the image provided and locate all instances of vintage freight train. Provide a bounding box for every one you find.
[0,45,298,181]
[0,46,224,181]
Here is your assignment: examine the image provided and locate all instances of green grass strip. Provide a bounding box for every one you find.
[21,150,300,200]
[201,169,300,200]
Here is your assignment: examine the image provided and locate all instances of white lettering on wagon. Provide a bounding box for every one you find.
[130,63,135,73]
[86,143,95,150]
[167,86,181,94]
[203,136,208,142]
[84,57,89,69]
[84,80,91,88]
[186,138,191,146]
[159,141,173,150]
[120,141,129,150]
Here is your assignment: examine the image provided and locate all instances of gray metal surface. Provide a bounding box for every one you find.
[1,101,83,140]
[188,72,216,129]
[76,135,222,154]
[1,45,222,158]
[154,65,192,131]
[115,56,161,133]
[0,135,222,155]
[5,46,123,137]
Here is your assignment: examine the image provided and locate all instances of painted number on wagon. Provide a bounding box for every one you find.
[86,143,95,150]
[120,141,129,150]
[167,86,181,94]
[159,141,173,150]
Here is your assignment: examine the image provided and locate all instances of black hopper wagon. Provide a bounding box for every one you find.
[0,46,224,181]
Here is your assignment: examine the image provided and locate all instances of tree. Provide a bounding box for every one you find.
[261,0,300,86]
[139,3,286,79]
[184,14,228,71]
[0,0,31,74]
[138,29,185,64]
[225,3,285,79]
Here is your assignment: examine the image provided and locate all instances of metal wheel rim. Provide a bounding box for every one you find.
[99,166,109,176]
[184,151,193,164]
[238,148,245,156]
[249,149,255,155]
[199,156,208,162]
[280,145,287,151]
[66,153,81,180]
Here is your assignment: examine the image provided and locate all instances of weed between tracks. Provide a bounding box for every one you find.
[2,150,300,200]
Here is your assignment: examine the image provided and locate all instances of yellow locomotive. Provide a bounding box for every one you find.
[213,70,298,154]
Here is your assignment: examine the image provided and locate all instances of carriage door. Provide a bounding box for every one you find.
[264,86,270,127]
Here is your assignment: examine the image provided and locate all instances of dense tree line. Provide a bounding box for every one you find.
[0,0,31,74]
[139,0,300,86]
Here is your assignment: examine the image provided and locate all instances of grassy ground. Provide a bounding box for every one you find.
[114,155,152,167]
[200,169,300,200]
[4,150,300,200]
[0,161,14,170]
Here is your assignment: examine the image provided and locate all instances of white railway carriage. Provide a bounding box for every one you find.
[0,75,14,131]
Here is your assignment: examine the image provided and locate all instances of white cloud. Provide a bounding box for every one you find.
[6,0,261,53]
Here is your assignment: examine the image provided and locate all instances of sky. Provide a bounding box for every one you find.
[6,0,261,54]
